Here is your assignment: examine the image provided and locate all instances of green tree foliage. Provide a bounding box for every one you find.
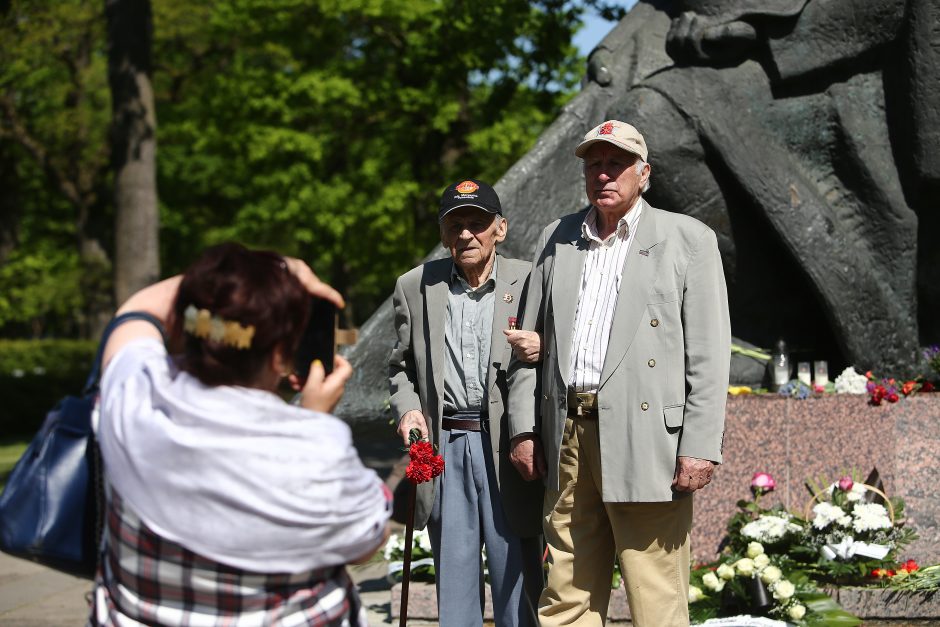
[0,0,113,337]
[153,0,585,322]
[2,0,593,334]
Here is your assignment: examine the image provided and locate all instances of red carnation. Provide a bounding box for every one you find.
[405,439,445,484]
[887,392,900,403]
[922,381,935,393]
[405,461,433,484]
[409,440,436,463]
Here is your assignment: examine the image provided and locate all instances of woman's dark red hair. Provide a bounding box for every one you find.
[172,242,311,387]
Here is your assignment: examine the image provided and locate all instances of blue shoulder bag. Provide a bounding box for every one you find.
[0,312,166,577]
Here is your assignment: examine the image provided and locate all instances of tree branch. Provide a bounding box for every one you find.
[0,93,83,208]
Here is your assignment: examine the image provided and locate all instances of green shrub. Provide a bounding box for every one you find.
[0,339,97,437]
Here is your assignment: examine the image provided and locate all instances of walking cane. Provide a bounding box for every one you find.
[398,476,417,627]
[399,428,444,627]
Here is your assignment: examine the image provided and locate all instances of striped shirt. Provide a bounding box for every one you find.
[568,199,644,392]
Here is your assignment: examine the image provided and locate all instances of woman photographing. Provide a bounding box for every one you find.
[89,243,390,626]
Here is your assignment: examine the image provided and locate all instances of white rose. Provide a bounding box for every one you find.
[788,603,806,620]
[688,585,705,603]
[717,563,736,580]
[735,558,756,577]
[702,572,725,592]
[761,565,782,584]
[746,542,765,558]
[754,553,770,569]
[773,579,796,601]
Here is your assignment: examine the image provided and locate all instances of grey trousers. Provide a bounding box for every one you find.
[427,427,541,627]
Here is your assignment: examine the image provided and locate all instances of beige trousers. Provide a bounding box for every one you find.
[538,416,692,627]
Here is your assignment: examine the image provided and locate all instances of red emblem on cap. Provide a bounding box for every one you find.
[598,121,615,135]
[455,180,479,194]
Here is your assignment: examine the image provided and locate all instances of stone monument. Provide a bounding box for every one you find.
[338,0,940,422]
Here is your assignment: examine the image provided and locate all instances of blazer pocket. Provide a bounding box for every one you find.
[663,404,685,429]
[648,289,680,304]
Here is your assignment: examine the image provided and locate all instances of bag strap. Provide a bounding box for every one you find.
[82,311,168,395]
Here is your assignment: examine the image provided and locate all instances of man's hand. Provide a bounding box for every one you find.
[504,329,542,363]
[672,456,716,492]
[509,433,546,481]
[397,410,429,446]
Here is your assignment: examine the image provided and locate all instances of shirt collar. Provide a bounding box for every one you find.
[581,197,644,244]
[450,255,498,292]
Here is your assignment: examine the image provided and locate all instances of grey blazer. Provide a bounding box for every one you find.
[507,201,731,502]
[388,254,543,536]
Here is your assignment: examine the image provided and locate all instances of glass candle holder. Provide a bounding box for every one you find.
[814,360,829,386]
[797,361,812,385]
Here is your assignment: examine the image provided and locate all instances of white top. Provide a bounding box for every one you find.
[97,337,390,573]
[568,198,644,392]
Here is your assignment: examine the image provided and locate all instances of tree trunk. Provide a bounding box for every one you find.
[106,0,159,305]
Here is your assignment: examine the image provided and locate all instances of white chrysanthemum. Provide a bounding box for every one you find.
[753,553,770,569]
[383,533,402,560]
[812,502,844,529]
[834,366,868,394]
[852,503,892,532]
[415,529,432,552]
[837,514,852,527]
[741,514,802,542]
[688,585,705,603]
[846,484,866,502]
[773,579,796,601]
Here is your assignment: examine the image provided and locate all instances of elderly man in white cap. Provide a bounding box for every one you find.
[506,120,731,626]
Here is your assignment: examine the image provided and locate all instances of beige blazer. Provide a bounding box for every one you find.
[388,254,543,536]
[507,201,731,502]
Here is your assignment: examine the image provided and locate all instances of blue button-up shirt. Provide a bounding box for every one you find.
[442,259,497,413]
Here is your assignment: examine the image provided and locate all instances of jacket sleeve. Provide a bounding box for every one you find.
[388,275,422,422]
[506,228,551,438]
[677,228,731,462]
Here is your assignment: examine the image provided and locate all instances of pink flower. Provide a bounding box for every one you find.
[838,476,854,491]
[751,472,776,494]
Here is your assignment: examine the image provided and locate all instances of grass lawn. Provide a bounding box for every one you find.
[0,437,29,492]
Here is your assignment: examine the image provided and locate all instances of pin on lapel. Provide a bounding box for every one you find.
[638,242,660,257]
[503,293,513,303]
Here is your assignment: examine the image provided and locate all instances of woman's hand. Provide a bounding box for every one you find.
[298,355,353,413]
[284,257,345,308]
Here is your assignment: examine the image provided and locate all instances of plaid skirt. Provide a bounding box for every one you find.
[89,489,367,626]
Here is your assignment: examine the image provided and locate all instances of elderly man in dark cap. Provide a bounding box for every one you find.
[388,179,543,627]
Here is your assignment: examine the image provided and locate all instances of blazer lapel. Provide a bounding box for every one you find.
[599,203,664,388]
[489,264,518,393]
[425,263,451,416]
[552,225,588,389]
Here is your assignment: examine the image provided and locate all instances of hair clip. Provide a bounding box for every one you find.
[183,304,255,350]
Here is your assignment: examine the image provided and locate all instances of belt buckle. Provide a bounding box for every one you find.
[574,392,597,418]
[576,393,596,408]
